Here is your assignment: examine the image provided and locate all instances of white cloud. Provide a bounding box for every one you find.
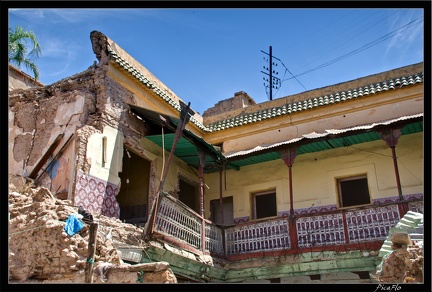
[385,10,423,53]
[10,8,161,24]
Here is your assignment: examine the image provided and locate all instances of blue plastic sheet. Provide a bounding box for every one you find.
[64,214,84,236]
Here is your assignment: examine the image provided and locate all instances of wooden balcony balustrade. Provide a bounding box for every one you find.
[148,192,423,259]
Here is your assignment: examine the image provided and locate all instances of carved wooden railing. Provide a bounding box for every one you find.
[205,220,224,255]
[225,217,290,255]
[152,192,224,255]
[149,192,423,258]
[153,192,202,250]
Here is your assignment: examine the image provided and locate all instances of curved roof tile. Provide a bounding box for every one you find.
[107,48,423,134]
[206,71,423,132]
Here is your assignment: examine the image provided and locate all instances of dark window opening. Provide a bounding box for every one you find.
[309,274,321,280]
[117,148,150,226]
[338,175,371,208]
[178,177,200,214]
[210,196,234,225]
[253,190,277,220]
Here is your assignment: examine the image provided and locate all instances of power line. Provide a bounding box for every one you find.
[261,46,307,100]
[282,16,423,83]
[273,56,308,92]
[293,10,398,73]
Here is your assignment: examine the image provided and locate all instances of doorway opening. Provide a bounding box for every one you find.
[117,148,151,226]
[178,176,200,214]
[210,196,234,226]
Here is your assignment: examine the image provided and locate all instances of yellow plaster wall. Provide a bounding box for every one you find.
[203,132,423,220]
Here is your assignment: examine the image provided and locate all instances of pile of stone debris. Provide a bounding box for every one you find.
[8,175,177,283]
[375,231,423,283]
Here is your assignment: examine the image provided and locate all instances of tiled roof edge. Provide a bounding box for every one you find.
[108,51,210,132]
[206,71,424,132]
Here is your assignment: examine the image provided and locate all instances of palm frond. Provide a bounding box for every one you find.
[8,25,42,80]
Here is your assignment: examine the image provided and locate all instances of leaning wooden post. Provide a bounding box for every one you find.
[85,222,98,283]
[198,148,207,254]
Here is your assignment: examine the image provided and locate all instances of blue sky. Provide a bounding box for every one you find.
[8,6,425,115]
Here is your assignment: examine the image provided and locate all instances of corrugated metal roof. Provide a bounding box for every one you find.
[225,114,423,158]
[226,120,423,170]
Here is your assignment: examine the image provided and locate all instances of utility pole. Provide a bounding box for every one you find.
[261,46,281,100]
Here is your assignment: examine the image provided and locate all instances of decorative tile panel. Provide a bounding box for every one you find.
[74,170,120,218]
[233,216,249,224]
[373,193,423,205]
[404,193,423,201]
[373,196,400,205]
[409,201,423,214]
[279,204,338,217]
[225,218,290,255]
[296,213,345,248]
[345,205,400,243]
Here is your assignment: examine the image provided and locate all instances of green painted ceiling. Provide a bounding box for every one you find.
[145,121,423,173]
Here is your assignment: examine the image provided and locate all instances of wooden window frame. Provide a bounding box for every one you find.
[337,175,371,208]
[252,190,277,220]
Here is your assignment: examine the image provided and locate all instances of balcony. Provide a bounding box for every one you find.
[131,191,423,282]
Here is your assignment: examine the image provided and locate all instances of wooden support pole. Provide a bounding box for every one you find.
[219,167,224,225]
[34,133,75,183]
[28,133,64,179]
[279,146,298,250]
[198,148,206,254]
[85,222,98,283]
[279,146,298,218]
[379,128,404,201]
[108,261,170,273]
[157,102,191,195]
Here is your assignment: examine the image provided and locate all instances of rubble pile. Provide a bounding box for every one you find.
[376,232,423,283]
[8,176,176,283]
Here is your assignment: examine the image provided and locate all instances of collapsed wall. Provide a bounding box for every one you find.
[376,232,423,283]
[8,175,177,283]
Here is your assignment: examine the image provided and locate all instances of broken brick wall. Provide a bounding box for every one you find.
[9,29,209,222]
[8,47,150,219]
[8,70,97,198]
[202,91,255,118]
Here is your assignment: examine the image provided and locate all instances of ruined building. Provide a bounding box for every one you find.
[8,30,424,283]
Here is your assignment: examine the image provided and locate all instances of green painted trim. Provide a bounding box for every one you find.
[223,256,378,282]
[140,245,227,282]
[129,244,380,283]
